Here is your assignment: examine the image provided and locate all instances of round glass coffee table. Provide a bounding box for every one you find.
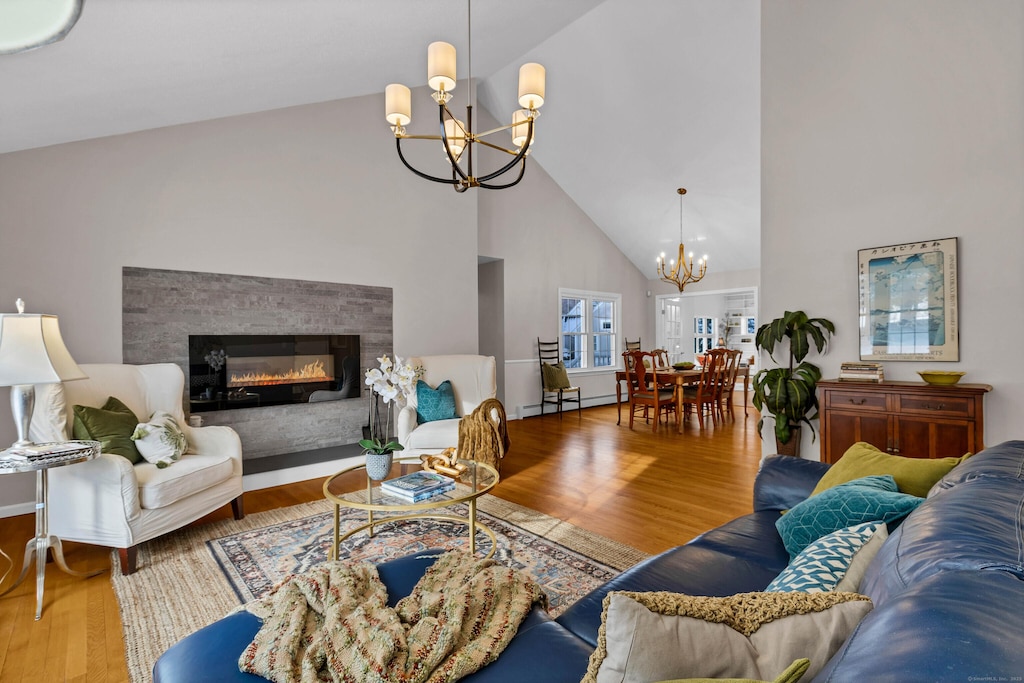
[323,457,500,559]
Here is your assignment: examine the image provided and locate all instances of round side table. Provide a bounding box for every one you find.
[0,440,104,620]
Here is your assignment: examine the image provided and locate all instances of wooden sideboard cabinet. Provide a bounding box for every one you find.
[817,379,992,463]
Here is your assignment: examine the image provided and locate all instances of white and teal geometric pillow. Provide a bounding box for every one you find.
[766,522,884,593]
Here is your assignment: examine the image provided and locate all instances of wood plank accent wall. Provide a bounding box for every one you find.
[122,267,392,459]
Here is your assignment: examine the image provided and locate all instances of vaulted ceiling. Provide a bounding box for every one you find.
[0,0,760,276]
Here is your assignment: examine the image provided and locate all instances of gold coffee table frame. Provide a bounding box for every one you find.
[323,457,500,560]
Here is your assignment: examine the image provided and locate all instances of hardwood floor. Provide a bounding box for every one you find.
[0,399,762,682]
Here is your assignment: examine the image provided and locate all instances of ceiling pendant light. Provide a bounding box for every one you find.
[384,0,545,192]
[657,188,709,292]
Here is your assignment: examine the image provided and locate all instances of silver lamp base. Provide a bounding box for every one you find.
[10,383,36,448]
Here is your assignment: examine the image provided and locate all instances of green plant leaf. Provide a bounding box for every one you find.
[750,310,834,444]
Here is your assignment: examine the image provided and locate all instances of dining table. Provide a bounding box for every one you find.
[614,364,750,430]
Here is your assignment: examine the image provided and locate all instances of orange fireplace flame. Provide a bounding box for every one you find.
[229,359,331,387]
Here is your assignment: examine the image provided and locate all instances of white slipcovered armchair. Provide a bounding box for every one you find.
[28,363,244,574]
[396,355,496,458]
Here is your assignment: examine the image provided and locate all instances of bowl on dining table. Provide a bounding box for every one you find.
[673,361,696,371]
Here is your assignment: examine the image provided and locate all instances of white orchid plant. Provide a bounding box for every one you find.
[360,354,420,455]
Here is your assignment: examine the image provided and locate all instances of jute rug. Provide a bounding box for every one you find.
[110,494,648,683]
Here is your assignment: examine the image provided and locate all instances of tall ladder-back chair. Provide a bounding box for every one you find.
[538,338,582,417]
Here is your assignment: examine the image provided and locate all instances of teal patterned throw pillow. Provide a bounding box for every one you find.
[766,522,882,593]
[416,379,457,424]
[776,475,922,558]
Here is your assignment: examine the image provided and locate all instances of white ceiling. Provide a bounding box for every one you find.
[0,0,760,276]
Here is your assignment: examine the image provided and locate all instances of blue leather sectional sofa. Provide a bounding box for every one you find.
[154,441,1024,682]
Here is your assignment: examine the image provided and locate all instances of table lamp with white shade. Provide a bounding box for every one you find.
[0,299,87,448]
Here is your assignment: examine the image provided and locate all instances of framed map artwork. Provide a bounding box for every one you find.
[858,237,959,361]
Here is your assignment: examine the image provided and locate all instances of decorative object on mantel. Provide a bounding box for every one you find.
[384,0,545,192]
[0,298,88,447]
[361,355,419,480]
[917,370,966,385]
[656,188,709,292]
[858,237,959,362]
[0,0,83,54]
[752,310,835,456]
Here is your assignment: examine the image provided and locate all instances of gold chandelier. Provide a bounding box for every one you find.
[383,0,545,192]
[657,188,708,292]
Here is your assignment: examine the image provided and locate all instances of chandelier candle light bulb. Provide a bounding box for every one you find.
[427,41,457,94]
[517,63,546,109]
[385,84,411,129]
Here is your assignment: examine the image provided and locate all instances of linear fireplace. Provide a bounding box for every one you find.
[188,334,360,413]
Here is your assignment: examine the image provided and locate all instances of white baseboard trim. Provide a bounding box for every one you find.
[518,393,618,419]
[0,501,34,518]
[242,454,364,492]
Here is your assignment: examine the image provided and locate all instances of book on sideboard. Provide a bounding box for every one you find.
[838,361,884,382]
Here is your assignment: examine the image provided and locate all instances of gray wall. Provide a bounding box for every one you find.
[0,82,652,510]
[0,92,478,509]
[477,111,654,418]
[761,0,1024,458]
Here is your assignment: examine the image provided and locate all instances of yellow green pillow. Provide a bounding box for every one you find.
[541,361,571,390]
[812,442,970,498]
[657,658,809,682]
[72,396,142,464]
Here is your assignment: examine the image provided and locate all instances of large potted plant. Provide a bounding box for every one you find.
[751,310,835,456]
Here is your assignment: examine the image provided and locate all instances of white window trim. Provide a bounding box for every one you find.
[558,288,623,372]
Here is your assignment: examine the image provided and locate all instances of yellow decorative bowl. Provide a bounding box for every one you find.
[917,371,966,385]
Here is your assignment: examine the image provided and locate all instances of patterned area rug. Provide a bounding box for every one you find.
[111,494,647,683]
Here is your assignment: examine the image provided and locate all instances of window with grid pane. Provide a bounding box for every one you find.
[559,289,621,370]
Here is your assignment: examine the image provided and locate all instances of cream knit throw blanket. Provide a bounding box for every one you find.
[239,551,547,683]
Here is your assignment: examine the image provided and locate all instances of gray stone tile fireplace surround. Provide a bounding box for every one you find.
[122,267,392,472]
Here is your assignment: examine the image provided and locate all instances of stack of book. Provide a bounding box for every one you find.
[839,362,885,382]
[0,442,87,462]
[380,470,456,503]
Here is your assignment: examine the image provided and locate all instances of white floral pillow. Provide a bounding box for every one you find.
[131,411,187,468]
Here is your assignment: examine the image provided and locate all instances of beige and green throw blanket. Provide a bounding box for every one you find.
[239,551,547,682]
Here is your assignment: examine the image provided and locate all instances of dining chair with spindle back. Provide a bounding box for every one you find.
[680,348,727,429]
[625,350,677,432]
[718,349,744,419]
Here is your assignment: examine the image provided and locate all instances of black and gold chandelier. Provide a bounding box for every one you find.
[657,188,709,292]
[384,1,545,192]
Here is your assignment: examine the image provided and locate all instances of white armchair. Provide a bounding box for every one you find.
[28,363,243,574]
[396,355,496,458]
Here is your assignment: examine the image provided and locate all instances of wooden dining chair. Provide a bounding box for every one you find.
[718,349,744,418]
[652,348,670,370]
[680,348,727,429]
[624,338,642,353]
[625,350,677,432]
